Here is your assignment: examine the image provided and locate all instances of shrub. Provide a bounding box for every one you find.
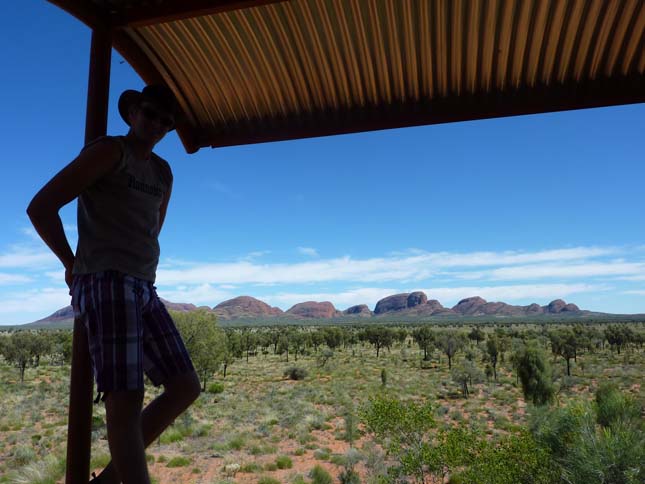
[276,455,293,469]
[12,445,36,466]
[208,382,225,394]
[167,456,191,467]
[595,382,641,428]
[227,435,246,450]
[339,468,361,484]
[310,465,333,484]
[314,448,331,460]
[159,427,183,444]
[239,462,263,473]
[284,366,308,380]
[258,477,281,484]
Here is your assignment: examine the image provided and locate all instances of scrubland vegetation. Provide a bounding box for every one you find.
[1,312,643,483]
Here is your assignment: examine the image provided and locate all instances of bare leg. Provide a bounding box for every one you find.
[105,389,150,484]
[99,371,201,484]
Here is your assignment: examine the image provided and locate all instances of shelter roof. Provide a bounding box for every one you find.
[49,0,645,153]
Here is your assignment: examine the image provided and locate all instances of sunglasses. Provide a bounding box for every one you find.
[140,105,175,129]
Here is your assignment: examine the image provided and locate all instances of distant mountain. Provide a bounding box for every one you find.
[19,291,640,329]
[213,296,283,320]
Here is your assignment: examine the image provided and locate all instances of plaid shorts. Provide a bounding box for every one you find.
[71,270,195,401]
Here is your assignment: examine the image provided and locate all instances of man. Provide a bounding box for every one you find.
[27,85,201,484]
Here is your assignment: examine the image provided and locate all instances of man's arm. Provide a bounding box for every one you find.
[158,177,173,235]
[27,138,122,288]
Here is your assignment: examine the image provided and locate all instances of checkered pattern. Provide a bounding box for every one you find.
[71,270,195,394]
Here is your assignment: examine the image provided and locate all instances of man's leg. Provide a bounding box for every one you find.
[99,371,201,484]
[104,389,149,484]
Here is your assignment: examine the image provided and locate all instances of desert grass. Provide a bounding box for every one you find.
[1,333,643,483]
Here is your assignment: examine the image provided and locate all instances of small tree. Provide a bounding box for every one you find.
[435,331,464,369]
[361,395,435,483]
[515,344,554,406]
[2,331,39,383]
[361,327,394,358]
[221,329,242,378]
[412,326,435,361]
[485,336,499,381]
[172,310,226,392]
[468,327,485,346]
[452,360,483,398]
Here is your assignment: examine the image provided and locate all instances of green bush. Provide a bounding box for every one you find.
[284,366,308,380]
[276,455,293,469]
[531,393,645,484]
[258,477,281,484]
[240,462,262,473]
[314,448,331,460]
[12,445,36,466]
[159,427,184,444]
[227,435,246,450]
[207,382,225,394]
[166,456,191,467]
[339,468,361,484]
[309,465,333,484]
[454,431,557,484]
[595,382,641,428]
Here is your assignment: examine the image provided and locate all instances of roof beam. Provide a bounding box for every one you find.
[199,73,645,149]
[114,0,288,28]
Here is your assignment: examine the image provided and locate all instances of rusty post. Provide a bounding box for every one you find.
[65,22,112,484]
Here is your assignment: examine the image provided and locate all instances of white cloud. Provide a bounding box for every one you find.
[0,287,71,322]
[297,247,319,257]
[624,290,645,296]
[157,284,234,306]
[0,247,58,269]
[241,250,271,261]
[488,262,645,280]
[0,273,32,285]
[157,256,439,285]
[421,283,609,305]
[156,246,634,286]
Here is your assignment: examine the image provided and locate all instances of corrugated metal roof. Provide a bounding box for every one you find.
[49,0,645,153]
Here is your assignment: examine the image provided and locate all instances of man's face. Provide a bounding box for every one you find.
[129,101,175,144]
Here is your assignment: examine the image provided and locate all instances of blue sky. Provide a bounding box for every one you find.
[1,1,644,325]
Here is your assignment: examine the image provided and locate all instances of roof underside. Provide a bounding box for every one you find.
[50,0,645,153]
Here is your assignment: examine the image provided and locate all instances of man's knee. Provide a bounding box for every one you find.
[105,389,145,423]
[163,370,201,403]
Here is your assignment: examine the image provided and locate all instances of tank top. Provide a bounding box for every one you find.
[72,135,172,282]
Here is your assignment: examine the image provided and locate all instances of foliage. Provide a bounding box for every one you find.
[275,455,293,469]
[514,344,554,406]
[207,382,225,394]
[361,394,434,483]
[595,382,642,429]
[450,360,483,398]
[468,327,485,346]
[0,331,42,383]
[485,336,499,381]
[530,386,645,484]
[453,431,558,484]
[360,327,395,358]
[166,456,191,467]
[435,331,465,369]
[283,366,308,380]
[412,326,435,360]
[172,310,226,391]
[309,465,333,484]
